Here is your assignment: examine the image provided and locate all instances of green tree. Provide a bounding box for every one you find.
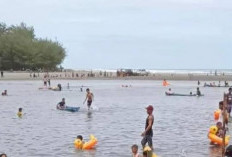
[0,22,66,70]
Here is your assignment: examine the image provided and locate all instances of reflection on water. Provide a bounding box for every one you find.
[0,80,231,157]
[87,111,93,119]
[208,145,221,157]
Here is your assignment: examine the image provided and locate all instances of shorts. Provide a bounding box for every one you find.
[141,131,153,148]
[87,100,92,107]
[228,104,232,113]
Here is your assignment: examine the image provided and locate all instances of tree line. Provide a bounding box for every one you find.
[0,22,66,71]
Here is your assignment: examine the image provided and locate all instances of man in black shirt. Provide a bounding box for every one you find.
[141,105,154,150]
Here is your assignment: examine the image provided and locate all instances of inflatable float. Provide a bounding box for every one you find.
[57,106,80,112]
[204,84,230,88]
[208,125,230,146]
[74,134,97,149]
[38,86,52,90]
[143,146,158,157]
[214,109,221,121]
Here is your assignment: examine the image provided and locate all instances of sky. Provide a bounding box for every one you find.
[0,0,232,70]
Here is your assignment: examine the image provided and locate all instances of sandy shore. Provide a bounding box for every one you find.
[0,70,232,81]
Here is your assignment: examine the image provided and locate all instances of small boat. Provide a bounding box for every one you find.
[57,106,80,112]
[165,92,204,97]
[38,86,52,90]
[204,84,230,88]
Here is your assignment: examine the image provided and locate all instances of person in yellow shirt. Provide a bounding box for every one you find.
[17,108,23,117]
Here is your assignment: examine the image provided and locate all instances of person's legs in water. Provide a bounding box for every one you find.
[228,104,232,117]
[146,135,153,149]
[87,100,92,110]
[141,135,148,148]
[142,130,153,150]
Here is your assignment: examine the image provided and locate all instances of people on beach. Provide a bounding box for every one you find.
[131,144,142,157]
[198,80,200,86]
[17,108,23,117]
[0,71,3,77]
[83,88,94,110]
[227,88,232,117]
[196,87,201,96]
[57,98,66,109]
[2,90,7,96]
[141,105,154,150]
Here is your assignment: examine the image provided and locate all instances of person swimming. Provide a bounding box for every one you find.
[131,144,142,157]
[2,90,7,96]
[17,108,23,117]
[74,135,84,149]
[57,98,66,109]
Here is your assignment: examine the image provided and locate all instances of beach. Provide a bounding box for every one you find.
[0,70,232,81]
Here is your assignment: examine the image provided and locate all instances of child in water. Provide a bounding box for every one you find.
[17,108,23,117]
[216,122,224,138]
[131,144,142,157]
[0,154,7,157]
[74,135,84,149]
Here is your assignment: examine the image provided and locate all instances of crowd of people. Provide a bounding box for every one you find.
[3,77,232,157]
[208,88,232,156]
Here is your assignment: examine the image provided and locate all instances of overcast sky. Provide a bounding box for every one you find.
[1,0,231,69]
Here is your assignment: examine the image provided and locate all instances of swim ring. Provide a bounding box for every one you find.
[208,125,230,146]
[143,146,158,157]
[74,134,97,150]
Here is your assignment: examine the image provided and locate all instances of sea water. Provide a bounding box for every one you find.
[0,80,230,157]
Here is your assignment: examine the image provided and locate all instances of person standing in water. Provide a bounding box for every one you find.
[227,88,232,117]
[83,88,94,110]
[141,105,154,150]
[196,87,201,96]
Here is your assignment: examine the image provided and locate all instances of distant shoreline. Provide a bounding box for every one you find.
[0,71,232,81]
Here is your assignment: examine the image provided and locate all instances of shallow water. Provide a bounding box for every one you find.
[0,80,231,157]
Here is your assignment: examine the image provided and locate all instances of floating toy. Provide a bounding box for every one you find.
[208,125,230,146]
[74,134,97,150]
[214,109,221,121]
[143,146,158,157]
